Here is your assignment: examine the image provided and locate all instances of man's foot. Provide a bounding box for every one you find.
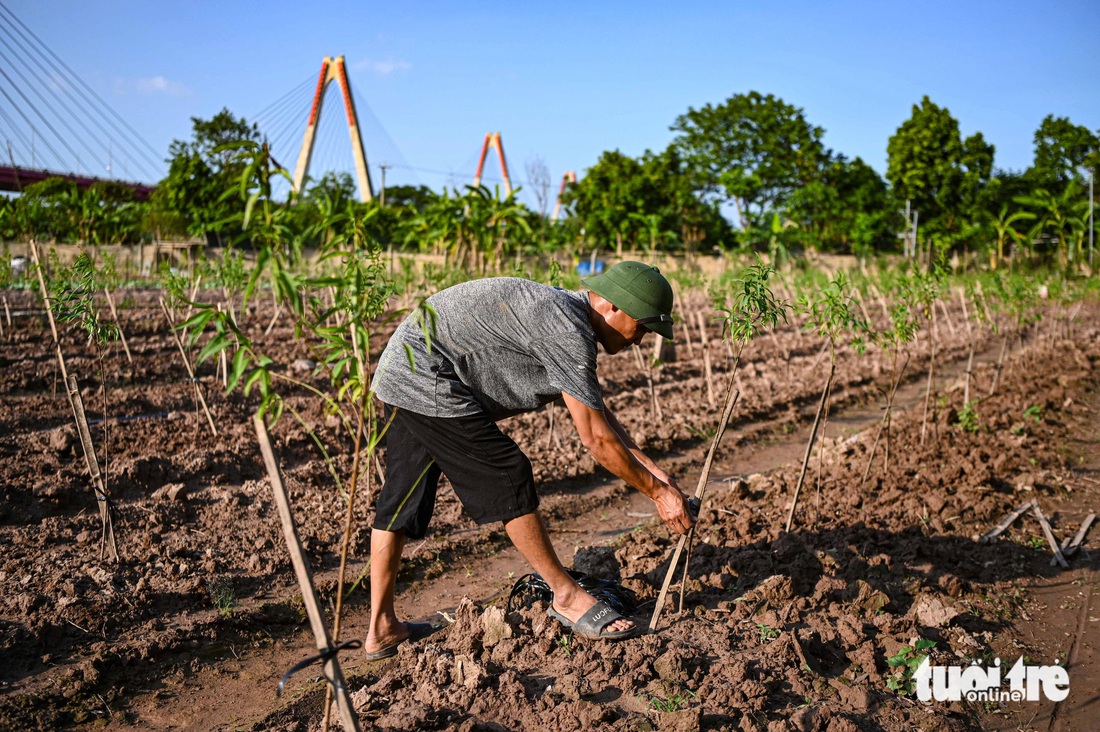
[551,590,635,636]
[365,620,440,660]
[364,619,411,660]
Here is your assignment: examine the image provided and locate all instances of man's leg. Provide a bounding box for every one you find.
[365,527,408,654]
[504,511,633,633]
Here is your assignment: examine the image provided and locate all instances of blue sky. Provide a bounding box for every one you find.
[5,1,1099,210]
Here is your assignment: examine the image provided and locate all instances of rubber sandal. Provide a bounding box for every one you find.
[548,600,637,640]
[364,621,440,661]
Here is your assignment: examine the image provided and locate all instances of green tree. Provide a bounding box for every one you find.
[15,177,78,241]
[785,154,892,254]
[158,108,261,245]
[1028,114,1099,192]
[886,96,994,248]
[563,147,729,254]
[671,91,828,230]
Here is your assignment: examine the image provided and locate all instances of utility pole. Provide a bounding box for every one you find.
[379,162,390,207]
[898,200,919,260]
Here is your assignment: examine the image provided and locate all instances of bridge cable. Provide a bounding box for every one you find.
[0,97,34,159]
[0,65,69,170]
[0,19,154,180]
[0,4,162,176]
[0,2,165,174]
[0,36,116,176]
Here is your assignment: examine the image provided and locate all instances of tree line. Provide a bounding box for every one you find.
[1,93,1096,269]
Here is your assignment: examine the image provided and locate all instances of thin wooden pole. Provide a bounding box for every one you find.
[160,298,218,437]
[649,386,740,632]
[785,359,835,533]
[31,241,75,412]
[253,415,362,732]
[695,311,715,410]
[67,375,120,562]
[104,288,133,364]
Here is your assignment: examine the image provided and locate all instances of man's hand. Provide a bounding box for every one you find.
[654,483,695,535]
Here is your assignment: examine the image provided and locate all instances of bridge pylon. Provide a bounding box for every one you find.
[552,170,576,220]
[472,132,512,196]
[292,56,373,202]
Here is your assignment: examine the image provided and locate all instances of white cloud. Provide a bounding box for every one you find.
[351,58,412,77]
[134,75,194,97]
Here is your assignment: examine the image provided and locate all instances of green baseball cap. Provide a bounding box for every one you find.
[583,261,675,340]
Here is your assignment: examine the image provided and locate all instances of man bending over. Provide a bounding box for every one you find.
[365,261,693,659]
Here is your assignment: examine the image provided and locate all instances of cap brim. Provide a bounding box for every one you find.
[643,321,675,341]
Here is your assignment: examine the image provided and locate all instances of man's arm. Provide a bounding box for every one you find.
[602,406,679,490]
[561,392,694,535]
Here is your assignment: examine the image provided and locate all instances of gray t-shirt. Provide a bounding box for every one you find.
[372,278,604,421]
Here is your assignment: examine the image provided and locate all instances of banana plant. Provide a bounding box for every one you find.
[989,204,1035,270]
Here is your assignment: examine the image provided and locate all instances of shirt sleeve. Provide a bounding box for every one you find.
[529,333,604,411]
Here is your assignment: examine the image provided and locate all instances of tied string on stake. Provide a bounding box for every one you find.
[276,639,363,698]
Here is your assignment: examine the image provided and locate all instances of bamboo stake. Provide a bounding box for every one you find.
[31,241,73,403]
[963,343,975,406]
[67,375,120,562]
[860,351,910,487]
[695,311,715,410]
[322,391,370,732]
[264,289,282,336]
[956,287,970,332]
[253,415,362,732]
[544,402,561,449]
[1032,504,1069,569]
[977,500,1035,543]
[785,360,835,533]
[852,288,872,329]
[937,298,956,337]
[644,353,662,421]
[160,298,218,437]
[104,288,133,364]
[678,306,696,360]
[989,334,1009,396]
[2,295,11,330]
[1053,513,1096,564]
[649,387,740,632]
[919,307,937,447]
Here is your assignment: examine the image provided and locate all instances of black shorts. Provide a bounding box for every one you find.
[373,405,539,540]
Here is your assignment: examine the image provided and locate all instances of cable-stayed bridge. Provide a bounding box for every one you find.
[0,2,554,210]
[0,3,162,198]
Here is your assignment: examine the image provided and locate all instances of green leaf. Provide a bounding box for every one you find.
[196,332,230,365]
[228,349,250,391]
